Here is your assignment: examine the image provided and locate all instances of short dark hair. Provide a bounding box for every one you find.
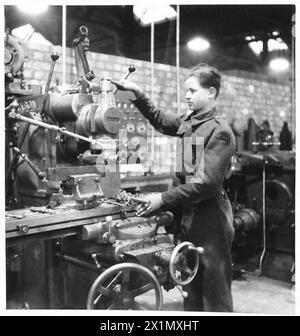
[187,63,221,98]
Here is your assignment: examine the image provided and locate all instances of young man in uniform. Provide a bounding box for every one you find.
[112,63,236,312]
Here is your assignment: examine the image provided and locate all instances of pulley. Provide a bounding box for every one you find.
[247,179,293,225]
[4,34,25,74]
[233,208,260,232]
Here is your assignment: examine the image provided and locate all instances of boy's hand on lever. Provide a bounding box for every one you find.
[110,79,144,99]
[136,193,163,217]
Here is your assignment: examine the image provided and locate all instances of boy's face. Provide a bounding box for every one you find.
[184,76,214,112]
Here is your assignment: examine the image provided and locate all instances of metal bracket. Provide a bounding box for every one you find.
[17,224,29,234]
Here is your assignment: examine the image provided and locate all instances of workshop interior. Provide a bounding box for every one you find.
[4,4,295,311]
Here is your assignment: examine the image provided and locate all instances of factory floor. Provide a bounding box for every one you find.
[142,272,295,315]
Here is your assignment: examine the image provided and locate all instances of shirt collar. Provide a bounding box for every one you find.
[190,106,218,127]
[177,107,218,135]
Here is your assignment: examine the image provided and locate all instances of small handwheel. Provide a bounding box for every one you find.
[169,242,203,286]
[87,262,163,310]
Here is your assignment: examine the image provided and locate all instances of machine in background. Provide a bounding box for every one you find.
[226,149,295,282]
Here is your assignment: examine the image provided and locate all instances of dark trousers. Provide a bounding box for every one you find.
[183,257,233,312]
[181,193,234,312]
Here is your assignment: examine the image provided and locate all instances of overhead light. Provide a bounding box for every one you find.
[268,38,288,52]
[269,58,290,72]
[17,4,48,15]
[245,35,255,41]
[280,111,286,118]
[248,38,288,55]
[248,40,263,55]
[133,2,177,25]
[12,24,52,45]
[187,37,210,52]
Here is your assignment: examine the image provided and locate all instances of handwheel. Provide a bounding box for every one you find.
[169,241,203,286]
[87,262,163,310]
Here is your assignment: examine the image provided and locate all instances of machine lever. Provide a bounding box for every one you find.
[187,246,204,255]
[41,52,59,116]
[13,147,46,180]
[91,253,102,269]
[176,286,188,299]
[5,100,19,112]
[112,65,136,94]
[9,111,103,149]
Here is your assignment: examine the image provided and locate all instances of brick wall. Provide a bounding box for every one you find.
[22,41,294,151]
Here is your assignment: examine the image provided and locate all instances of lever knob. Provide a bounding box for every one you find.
[128,65,136,73]
[188,246,204,254]
[51,52,59,62]
[176,286,188,299]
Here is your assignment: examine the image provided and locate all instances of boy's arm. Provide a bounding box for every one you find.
[111,79,181,136]
[133,93,181,136]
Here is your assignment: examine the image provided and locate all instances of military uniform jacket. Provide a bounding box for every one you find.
[134,94,236,311]
[134,94,235,209]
